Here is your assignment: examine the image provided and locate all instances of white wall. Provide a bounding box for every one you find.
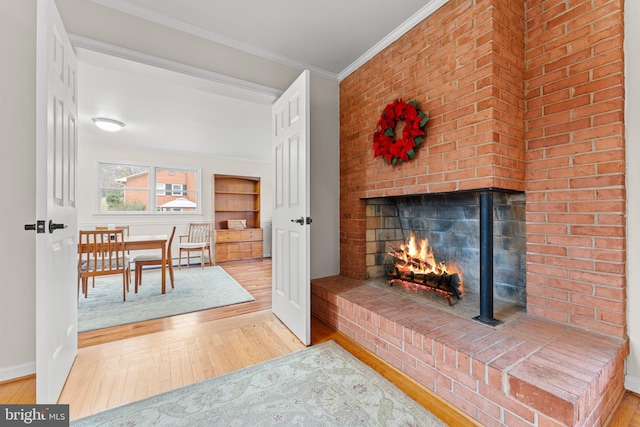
[625,0,640,393]
[0,2,37,381]
[309,76,340,279]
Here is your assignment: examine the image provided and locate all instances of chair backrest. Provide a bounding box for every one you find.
[96,225,130,237]
[167,226,177,260]
[78,229,127,278]
[187,223,210,244]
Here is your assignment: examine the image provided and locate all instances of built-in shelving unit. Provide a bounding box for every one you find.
[212,174,263,262]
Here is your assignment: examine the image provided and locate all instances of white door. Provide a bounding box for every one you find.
[35,0,78,403]
[272,70,311,345]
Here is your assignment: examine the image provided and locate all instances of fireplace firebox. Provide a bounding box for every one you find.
[365,189,526,322]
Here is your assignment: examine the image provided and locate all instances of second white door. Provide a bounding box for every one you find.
[271,70,311,345]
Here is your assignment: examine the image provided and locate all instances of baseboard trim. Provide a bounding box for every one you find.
[0,362,35,383]
[625,374,640,394]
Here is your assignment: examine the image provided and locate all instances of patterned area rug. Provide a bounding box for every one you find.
[78,266,254,332]
[70,341,445,426]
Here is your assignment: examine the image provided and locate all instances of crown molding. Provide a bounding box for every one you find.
[88,0,446,83]
[89,0,339,82]
[338,0,449,81]
[69,34,282,104]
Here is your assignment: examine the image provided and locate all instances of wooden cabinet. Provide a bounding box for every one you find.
[212,174,263,262]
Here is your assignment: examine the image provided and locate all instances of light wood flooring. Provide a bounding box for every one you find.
[0,258,639,425]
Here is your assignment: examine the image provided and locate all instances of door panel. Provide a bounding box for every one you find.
[271,70,310,345]
[289,135,299,205]
[35,0,78,403]
[288,231,300,305]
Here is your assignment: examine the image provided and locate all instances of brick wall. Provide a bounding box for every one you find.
[524,0,625,338]
[339,0,626,337]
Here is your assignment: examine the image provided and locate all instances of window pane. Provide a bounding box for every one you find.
[155,168,197,212]
[99,164,150,212]
[100,189,149,212]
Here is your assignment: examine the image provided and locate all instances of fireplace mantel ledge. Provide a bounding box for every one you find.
[311,275,629,426]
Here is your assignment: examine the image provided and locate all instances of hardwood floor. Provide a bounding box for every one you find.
[62,309,305,419]
[0,375,35,405]
[78,258,273,348]
[609,392,640,427]
[1,257,639,425]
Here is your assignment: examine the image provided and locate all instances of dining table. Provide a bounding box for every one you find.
[124,234,169,294]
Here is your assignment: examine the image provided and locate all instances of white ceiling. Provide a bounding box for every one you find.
[90,0,440,77]
[78,0,445,159]
[77,48,274,161]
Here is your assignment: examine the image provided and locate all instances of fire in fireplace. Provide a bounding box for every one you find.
[365,189,526,324]
[387,232,464,305]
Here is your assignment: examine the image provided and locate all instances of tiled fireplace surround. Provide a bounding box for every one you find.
[311,1,629,426]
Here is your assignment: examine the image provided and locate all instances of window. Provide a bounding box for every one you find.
[99,163,200,214]
[171,184,187,196]
[156,183,186,196]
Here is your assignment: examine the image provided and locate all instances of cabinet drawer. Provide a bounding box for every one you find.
[251,243,263,257]
[215,241,263,262]
[216,228,263,243]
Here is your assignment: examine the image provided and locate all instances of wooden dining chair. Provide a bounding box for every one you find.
[133,226,176,293]
[78,229,131,301]
[94,225,131,285]
[178,223,212,269]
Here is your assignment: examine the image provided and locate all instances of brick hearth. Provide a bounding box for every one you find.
[312,277,628,426]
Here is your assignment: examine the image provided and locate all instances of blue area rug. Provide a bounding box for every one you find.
[70,341,445,426]
[78,266,254,332]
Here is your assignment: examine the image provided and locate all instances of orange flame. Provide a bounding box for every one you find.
[395,232,462,280]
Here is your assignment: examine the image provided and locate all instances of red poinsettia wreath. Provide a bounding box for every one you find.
[373,99,429,165]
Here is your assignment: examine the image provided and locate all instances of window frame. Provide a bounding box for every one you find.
[95,161,202,215]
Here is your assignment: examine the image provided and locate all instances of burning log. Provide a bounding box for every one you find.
[388,266,462,305]
[387,237,463,306]
[387,243,436,271]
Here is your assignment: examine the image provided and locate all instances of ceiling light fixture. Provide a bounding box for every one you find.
[92,117,125,132]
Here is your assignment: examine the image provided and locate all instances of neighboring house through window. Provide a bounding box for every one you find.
[156,183,187,196]
[99,162,200,213]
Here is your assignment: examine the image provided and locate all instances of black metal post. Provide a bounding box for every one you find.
[473,190,502,326]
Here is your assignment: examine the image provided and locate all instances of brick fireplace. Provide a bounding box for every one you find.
[312,0,629,425]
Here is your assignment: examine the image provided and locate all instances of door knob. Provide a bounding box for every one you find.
[24,220,45,233]
[290,217,312,226]
[48,220,67,233]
